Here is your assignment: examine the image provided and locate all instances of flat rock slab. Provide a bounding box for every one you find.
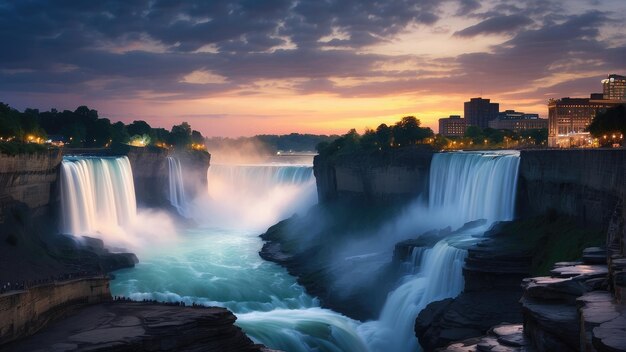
[440,324,535,352]
[550,265,608,278]
[4,301,273,352]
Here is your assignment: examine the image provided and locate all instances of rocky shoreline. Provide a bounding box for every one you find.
[4,300,277,352]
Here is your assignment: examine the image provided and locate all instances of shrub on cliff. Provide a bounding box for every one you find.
[0,141,48,155]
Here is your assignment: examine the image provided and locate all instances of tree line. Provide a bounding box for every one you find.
[0,102,205,149]
[316,116,435,156]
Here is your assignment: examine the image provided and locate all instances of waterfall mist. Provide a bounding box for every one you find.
[192,159,318,231]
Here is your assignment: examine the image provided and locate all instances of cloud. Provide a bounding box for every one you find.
[454,14,533,37]
[0,0,624,130]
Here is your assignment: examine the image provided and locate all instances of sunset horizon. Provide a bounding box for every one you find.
[2,1,625,137]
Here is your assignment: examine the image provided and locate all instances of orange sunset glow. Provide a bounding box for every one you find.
[1,0,625,136]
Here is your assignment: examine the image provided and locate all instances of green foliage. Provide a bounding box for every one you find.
[169,122,192,148]
[191,130,204,144]
[493,216,604,275]
[375,124,392,149]
[0,102,206,150]
[587,104,625,146]
[111,122,130,144]
[317,116,434,157]
[392,116,433,146]
[0,141,48,155]
[254,133,340,152]
[519,128,548,145]
[127,120,153,138]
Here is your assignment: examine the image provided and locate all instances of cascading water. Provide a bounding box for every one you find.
[429,151,520,224]
[109,151,520,352]
[360,151,520,352]
[166,156,188,216]
[60,156,137,236]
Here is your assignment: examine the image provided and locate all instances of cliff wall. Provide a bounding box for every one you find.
[125,146,171,207]
[175,150,211,199]
[0,150,62,223]
[518,149,626,229]
[0,277,111,345]
[314,146,434,203]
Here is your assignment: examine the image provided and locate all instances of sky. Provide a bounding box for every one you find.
[1,0,625,136]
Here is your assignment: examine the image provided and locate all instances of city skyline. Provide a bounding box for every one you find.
[1,0,625,137]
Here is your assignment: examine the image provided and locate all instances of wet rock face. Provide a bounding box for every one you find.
[415,222,532,350]
[313,146,434,203]
[5,302,277,352]
[517,149,625,228]
[416,291,524,351]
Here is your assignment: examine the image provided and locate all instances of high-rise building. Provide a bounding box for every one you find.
[602,74,626,101]
[438,115,467,137]
[464,98,499,128]
[488,110,546,132]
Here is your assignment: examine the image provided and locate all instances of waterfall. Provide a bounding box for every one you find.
[359,241,468,351]
[429,151,520,223]
[167,157,188,216]
[60,156,137,236]
[360,151,520,352]
[208,164,314,190]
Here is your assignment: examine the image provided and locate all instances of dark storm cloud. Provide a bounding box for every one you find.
[454,14,533,37]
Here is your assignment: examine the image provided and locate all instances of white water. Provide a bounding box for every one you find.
[199,163,317,230]
[60,156,137,237]
[99,151,520,352]
[429,151,520,224]
[359,150,520,352]
[166,156,188,216]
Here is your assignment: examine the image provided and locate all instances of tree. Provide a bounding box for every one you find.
[111,121,130,144]
[127,120,152,137]
[587,105,625,146]
[392,116,432,146]
[0,103,23,139]
[87,118,112,147]
[464,125,485,144]
[169,122,192,148]
[152,128,171,146]
[360,128,378,150]
[375,123,392,149]
[191,130,204,144]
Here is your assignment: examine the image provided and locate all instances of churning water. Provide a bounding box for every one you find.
[61,151,520,352]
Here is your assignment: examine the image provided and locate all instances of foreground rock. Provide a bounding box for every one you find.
[441,324,535,352]
[415,222,533,350]
[5,301,277,352]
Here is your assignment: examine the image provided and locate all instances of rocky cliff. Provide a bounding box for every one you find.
[174,149,211,199]
[0,149,62,224]
[518,149,626,229]
[314,146,434,203]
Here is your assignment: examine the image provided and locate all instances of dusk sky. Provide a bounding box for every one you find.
[1,0,625,137]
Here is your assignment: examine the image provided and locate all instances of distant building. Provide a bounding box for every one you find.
[547,96,623,147]
[488,110,547,132]
[439,115,467,137]
[602,74,626,101]
[548,73,626,147]
[464,98,499,128]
